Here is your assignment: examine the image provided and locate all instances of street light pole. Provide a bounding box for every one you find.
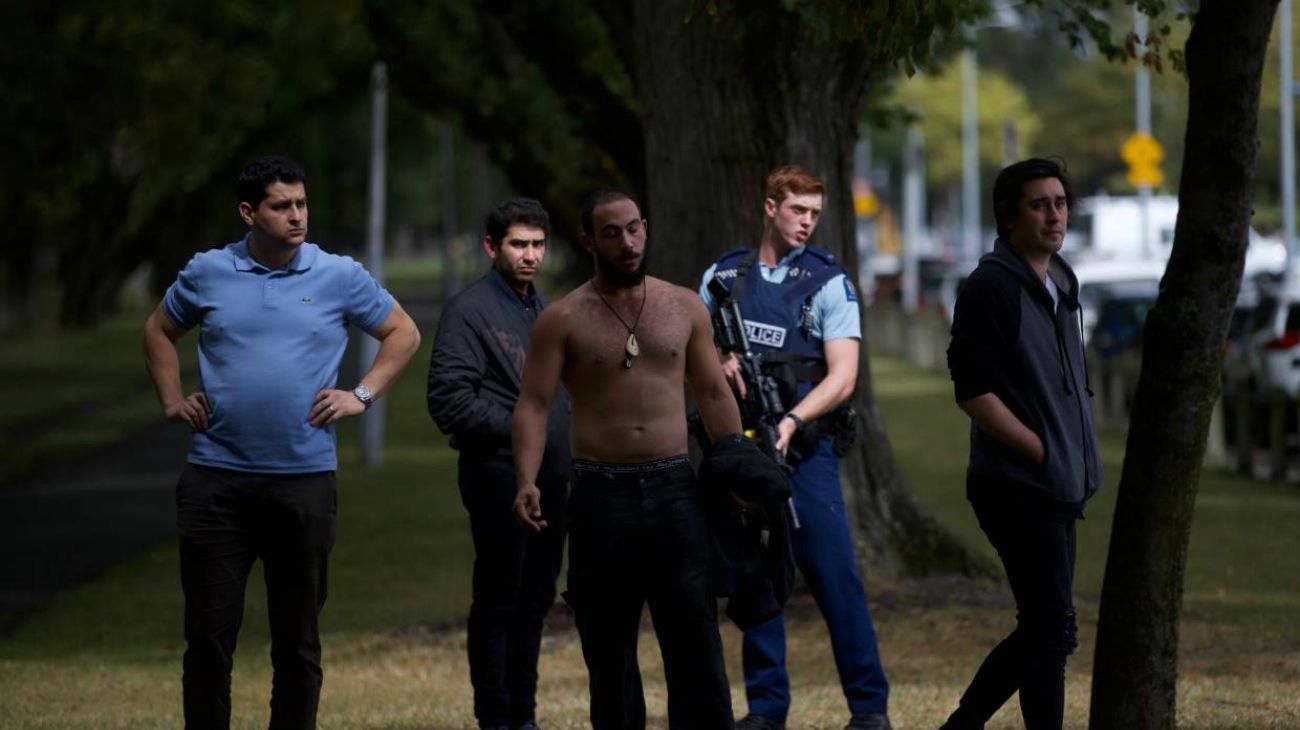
[961,26,981,263]
[359,62,388,466]
[1282,0,1296,277]
[1135,10,1153,260]
[902,124,925,314]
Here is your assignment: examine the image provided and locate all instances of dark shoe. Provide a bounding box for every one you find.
[736,714,785,730]
[844,712,892,730]
[512,723,542,730]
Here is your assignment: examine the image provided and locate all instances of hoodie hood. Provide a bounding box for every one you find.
[983,239,1081,313]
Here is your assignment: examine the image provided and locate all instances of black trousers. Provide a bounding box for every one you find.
[459,455,568,728]
[176,463,337,730]
[565,457,733,730]
[943,479,1081,730]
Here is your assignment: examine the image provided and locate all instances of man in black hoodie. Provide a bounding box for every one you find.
[942,158,1104,730]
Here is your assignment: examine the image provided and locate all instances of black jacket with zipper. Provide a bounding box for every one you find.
[427,267,571,482]
[947,239,1103,506]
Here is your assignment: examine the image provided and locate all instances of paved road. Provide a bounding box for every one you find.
[0,294,446,636]
[0,421,189,634]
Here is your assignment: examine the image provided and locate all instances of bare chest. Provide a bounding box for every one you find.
[567,297,691,372]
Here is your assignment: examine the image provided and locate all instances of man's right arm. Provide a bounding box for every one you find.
[142,303,210,430]
[426,300,513,443]
[948,273,1041,462]
[511,306,566,532]
[957,393,1044,464]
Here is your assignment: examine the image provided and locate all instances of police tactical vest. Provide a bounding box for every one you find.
[711,245,847,405]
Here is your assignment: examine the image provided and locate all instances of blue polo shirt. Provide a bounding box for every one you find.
[164,238,394,473]
[698,245,861,341]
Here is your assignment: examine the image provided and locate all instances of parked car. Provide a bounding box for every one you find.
[1085,280,1160,418]
[1071,258,1169,344]
[1236,279,1300,399]
[940,256,1168,343]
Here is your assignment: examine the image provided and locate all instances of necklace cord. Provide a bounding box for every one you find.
[592,277,647,335]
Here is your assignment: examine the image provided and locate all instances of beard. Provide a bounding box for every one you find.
[594,247,648,288]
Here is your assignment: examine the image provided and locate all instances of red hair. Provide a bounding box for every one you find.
[765,164,825,204]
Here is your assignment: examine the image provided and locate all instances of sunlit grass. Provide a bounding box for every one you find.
[0,341,1297,727]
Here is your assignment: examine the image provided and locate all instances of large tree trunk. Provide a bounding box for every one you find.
[634,0,993,577]
[1089,2,1277,727]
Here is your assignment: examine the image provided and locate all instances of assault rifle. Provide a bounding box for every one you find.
[707,276,801,529]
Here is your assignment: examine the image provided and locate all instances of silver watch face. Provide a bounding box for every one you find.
[353,385,373,403]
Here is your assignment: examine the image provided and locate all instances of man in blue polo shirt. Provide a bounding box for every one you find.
[699,165,891,730]
[142,155,421,729]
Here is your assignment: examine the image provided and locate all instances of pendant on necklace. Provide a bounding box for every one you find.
[624,333,639,369]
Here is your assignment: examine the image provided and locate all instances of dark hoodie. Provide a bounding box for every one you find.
[947,240,1104,506]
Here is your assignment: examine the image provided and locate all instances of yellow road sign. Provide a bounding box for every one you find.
[1122,132,1164,188]
[1122,132,1164,166]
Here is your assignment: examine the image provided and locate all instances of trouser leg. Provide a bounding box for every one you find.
[741,614,791,722]
[177,464,259,730]
[945,490,1078,730]
[462,461,529,728]
[506,476,567,726]
[260,471,337,730]
[643,471,733,730]
[787,446,888,717]
[566,476,646,730]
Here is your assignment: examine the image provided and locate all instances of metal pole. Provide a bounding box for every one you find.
[1135,10,1153,260]
[359,62,388,467]
[440,122,458,301]
[853,130,873,289]
[961,27,981,262]
[1282,0,1296,278]
[902,124,924,314]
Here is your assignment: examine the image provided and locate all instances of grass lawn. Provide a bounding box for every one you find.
[1,341,1297,728]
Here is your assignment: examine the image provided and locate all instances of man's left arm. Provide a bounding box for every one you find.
[309,299,422,426]
[775,338,857,452]
[774,272,860,452]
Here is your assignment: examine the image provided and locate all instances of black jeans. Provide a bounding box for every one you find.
[565,456,733,730]
[943,480,1081,730]
[175,463,337,730]
[459,454,568,728]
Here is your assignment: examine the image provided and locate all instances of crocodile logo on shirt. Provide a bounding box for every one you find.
[301,296,313,303]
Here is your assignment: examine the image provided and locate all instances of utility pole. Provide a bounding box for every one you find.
[961,26,981,263]
[439,122,458,302]
[1283,0,1296,277]
[1135,10,1153,260]
[359,62,388,466]
[902,124,925,314]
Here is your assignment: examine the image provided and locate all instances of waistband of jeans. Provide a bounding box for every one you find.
[572,454,691,475]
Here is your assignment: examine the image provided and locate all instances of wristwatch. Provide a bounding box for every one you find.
[783,412,804,431]
[352,384,373,409]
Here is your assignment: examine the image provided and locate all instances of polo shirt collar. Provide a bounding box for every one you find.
[232,236,317,273]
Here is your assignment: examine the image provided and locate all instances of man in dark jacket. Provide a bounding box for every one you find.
[427,198,570,730]
[942,158,1104,730]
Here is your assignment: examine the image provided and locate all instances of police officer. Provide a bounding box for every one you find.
[699,165,891,730]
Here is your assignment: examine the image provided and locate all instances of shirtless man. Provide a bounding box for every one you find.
[512,190,743,730]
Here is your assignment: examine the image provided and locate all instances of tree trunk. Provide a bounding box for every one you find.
[634,0,993,577]
[1089,2,1277,727]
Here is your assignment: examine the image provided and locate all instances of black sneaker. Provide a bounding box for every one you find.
[844,712,892,730]
[736,714,785,730]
